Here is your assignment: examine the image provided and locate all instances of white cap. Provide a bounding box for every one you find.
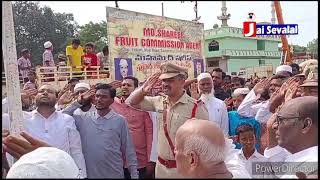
[6,147,81,178]
[275,65,292,74]
[232,88,250,97]
[74,82,90,93]
[44,41,52,48]
[197,72,212,82]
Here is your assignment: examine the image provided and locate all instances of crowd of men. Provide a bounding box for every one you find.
[2,43,319,179]
[17,39,110,84]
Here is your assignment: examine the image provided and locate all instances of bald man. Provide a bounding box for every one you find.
[15,85,87,177]
[266,96,318,178]
[175,119,251,178]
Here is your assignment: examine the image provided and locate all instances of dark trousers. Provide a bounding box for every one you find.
[124,167,146,179]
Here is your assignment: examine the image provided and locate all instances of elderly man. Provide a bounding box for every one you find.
[6,147,81,178]
[197,73,229,135]
[7,84,87,177]
[126,62,208,178]
[265,96,318,178]
[111,76,153,179]
[175,119,250,178]
[275,64,292,78]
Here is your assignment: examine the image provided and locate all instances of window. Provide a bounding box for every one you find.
[208,40,219,51]
[208,60,219,67]
[257,40,265,50]
[259,59,265,65]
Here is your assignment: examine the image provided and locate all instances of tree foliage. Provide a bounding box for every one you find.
[292,45,307,53]
[78,21,108,53]
[13,1,78,66]
[307,38,318,59]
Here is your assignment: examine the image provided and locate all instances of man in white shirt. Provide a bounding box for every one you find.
[236,124,267,178]
[22,84,87,177]
[197,73,229,135]
[238,69,291,124]
[175,119,250,178]
[265,96,318,178]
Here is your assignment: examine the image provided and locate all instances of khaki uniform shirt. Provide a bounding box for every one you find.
[138,92,209,160]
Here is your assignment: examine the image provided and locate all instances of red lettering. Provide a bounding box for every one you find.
[143,28,155,37]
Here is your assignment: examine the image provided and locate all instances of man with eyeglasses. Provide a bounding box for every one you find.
[265,96,318,178]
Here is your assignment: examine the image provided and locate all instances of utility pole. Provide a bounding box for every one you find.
[115,1,119,9]
[193,1,201,21]
[162,1,164,16]
[2,1,24,135]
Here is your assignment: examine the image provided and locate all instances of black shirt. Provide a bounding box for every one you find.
[214,87,231,101]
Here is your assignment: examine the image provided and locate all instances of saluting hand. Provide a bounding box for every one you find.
[57,90,74,105]
[77,89,96,105]
[142,72,161,94]
[109,80,122,89]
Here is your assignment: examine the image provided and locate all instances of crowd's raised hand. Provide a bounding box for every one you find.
[3,131,50,160]
[57,90,75,106]
[109,80,122,89]
[253,77,272,95]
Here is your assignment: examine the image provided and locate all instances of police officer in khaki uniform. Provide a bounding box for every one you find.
[126,62,209,178]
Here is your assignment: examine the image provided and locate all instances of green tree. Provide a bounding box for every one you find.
[292,45,307,53]
[13,1,78,66]
[307,38,318,59]
[78,21,108,53]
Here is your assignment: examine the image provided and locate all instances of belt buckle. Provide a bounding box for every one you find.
[164,159,168,167]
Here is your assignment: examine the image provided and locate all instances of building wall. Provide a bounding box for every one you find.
[222,38,257,50]
[227,58,260,73]
[265,58,281,73]
[264,41,279,51]
[205,37,259,58]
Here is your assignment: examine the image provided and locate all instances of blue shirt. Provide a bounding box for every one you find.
[63,101,138,178]
[228,111,261,151]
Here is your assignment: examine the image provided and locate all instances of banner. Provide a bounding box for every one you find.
[106,7,205,82]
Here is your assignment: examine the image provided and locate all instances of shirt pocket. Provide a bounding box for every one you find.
[97,127,118,149]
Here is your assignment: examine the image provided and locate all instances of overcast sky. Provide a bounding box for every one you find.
[39,1,318,46]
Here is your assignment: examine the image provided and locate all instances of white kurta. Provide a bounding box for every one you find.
[237,89,272,124]
[23,110,87,177]
[200,95,229,135]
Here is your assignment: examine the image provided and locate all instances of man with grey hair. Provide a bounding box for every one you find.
[197,72,229,135]
[266,96,318,178]
[6,147,81,178]
[175,119,250,178]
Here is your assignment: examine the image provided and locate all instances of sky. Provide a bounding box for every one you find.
[39,1,318,47]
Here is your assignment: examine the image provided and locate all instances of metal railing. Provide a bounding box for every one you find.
[2,65,111,86]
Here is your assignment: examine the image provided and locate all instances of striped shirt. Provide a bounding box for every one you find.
[18,56,31,78]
